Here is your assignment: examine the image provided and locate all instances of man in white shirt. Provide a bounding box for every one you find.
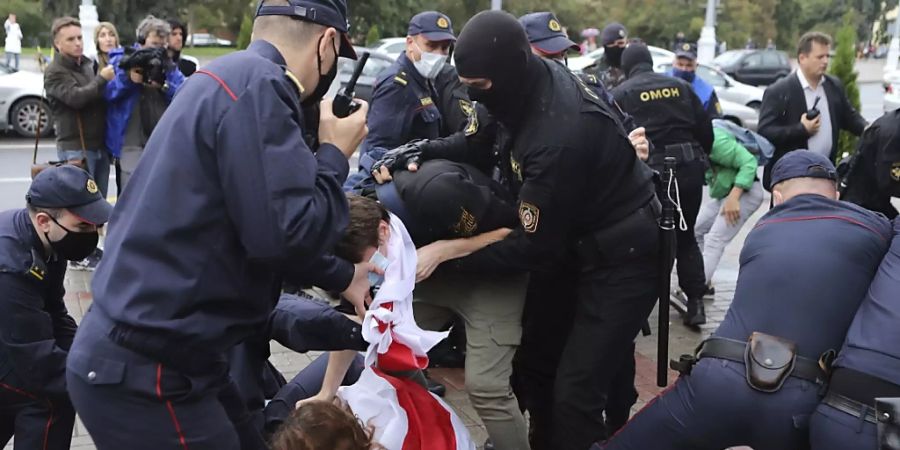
[4,13,22,70]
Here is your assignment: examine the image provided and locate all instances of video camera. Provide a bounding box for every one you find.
[119,47,171,86]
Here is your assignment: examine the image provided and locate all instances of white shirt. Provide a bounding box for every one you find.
[4,21,22,54]
[797,70,833,159]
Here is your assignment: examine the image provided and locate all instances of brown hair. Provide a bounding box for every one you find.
[51,17,81,40]
[269,401,383,450]
[94,22,119,66]
[333,195,389,263]
[797,32,832,56]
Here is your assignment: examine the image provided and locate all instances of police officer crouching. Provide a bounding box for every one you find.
[601,151,892,450]
[612,43,713,327]
[0,165,112,450]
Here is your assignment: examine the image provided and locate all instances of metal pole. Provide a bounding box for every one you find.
[697,0,717,64]
[491,0,502,11]
[657,157,677,388]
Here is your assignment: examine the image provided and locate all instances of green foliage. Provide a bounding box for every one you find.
[829,11,860,160]
[235,7,251,50]
[365,24,380,47]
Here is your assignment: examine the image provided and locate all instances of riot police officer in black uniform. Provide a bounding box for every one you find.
[612,43,714,327]
[444,12,659,450]
[840,108,900,219]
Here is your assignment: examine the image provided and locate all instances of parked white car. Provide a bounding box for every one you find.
[186,33,232,47]
[568,45,675,73]
[369,37,406,60]
[0,64,51,137]
[656,61,764,109]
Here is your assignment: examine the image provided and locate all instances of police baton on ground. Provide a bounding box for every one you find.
[657,156,677,387]
[332,51,370,118]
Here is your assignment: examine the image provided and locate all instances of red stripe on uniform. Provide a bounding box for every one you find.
[1,382,55,450]
[156,363,190,450]
[195,70,238,102]
[754,215,889,241]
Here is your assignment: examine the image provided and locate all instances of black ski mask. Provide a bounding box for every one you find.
[301,34,338,107]
[455,11,535,123]
[604,45,625,68]
[621,43,654,79]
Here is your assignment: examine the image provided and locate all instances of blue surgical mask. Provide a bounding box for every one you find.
[368,251,389,288]
[672,68,696,83]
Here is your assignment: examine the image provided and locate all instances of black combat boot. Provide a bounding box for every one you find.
[684,297,706,327]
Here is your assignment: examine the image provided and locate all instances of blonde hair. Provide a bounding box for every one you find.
[95,22,119,66]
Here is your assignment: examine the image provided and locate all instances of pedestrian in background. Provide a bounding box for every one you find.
[4,13,22,70]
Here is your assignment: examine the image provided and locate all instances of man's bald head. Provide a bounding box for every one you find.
[772,177,838,206]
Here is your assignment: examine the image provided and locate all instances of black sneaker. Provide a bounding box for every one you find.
[683,297,707,328]
[69,248,103,272]
[704,285,715,299]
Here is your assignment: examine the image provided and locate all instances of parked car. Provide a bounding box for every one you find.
[326,47,396,103]
[0,64,51,137]
[713,49,791,86]
[718,98,759,131]
[884,69,900,112]
[369,37,407,60]
[186,33,232,47]
[568,45,675,73]
[656,61,764,109]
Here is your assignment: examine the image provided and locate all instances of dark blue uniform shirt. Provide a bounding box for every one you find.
[363,52,443,155]
[715,195,891,359]
[92,40,354,354]
[0,209,76,396]
[835,218,900,385]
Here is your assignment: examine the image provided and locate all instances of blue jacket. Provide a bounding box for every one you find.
[104,45,186,157]
[666,68,722,119]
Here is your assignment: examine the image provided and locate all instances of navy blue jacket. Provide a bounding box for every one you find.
[715,195,891,359]
[0,209,77,396]
[91,40,354,354]
[835,218,900,384]
[362,52,443,157]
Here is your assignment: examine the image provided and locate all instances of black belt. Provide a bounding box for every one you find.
[696,337,825,383]
[823,367,900,424]
[649,142,702,167]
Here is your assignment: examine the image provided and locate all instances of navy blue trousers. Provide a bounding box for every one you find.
[809,402,877,450]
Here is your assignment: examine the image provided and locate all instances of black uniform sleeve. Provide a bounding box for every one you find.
[706,90,723,120]
[454,144,582,273]
[44,270,76,351]
[214,75,354,288]
[419,104,498,174]
[0,273,70,395]
[758,84,808,148]
[837,82,867,136]
[689,88,715,154]
[269,296,366,352]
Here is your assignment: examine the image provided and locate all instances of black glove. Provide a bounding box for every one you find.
[370,140,426,176]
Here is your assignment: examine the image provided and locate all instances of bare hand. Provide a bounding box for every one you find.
[801,113,821,136]
[128,68,143,84]
[295,391,334,409]
[319,98,369,159]
[416,241,449,282]
[99,65,115,81]
[628,127,649,161]
[342,261,381,318]
[721,193,741,226]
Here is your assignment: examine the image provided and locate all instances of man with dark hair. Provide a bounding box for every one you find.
[602,151,892,450]
[0,165,112,450]
[167,18,198,76]
[66,1,373,448]
[758,31,866,191]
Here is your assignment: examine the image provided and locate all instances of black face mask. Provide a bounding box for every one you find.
[605,45,625,68]
[45,216,98,261]
[301,34,338,107]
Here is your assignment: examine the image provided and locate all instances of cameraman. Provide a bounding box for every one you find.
[105,15,185,191]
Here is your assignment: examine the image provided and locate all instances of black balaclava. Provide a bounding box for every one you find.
[455,10,535,124]
[621,43,654,79]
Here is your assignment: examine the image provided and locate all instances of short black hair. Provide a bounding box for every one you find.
[167,18,188,37]
[26,204,63,219]
[797,32,831,56]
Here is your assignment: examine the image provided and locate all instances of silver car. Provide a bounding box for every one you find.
[657,61,764,109]
[0,64,51,137]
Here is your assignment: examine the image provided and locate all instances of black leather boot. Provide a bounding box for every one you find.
[684,297,706,327]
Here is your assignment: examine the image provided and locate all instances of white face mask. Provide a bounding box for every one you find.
[413,42,446,80]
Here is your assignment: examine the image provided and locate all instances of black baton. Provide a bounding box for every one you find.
[657,156,677,387]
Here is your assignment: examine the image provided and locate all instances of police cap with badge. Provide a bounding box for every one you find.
[27,165,113,226]
[408,11,456,42]
[256,0,358,59]
[519,12,580,55]
[770,150,837,189]
[675,43,697,61]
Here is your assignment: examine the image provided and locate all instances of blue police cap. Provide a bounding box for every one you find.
[519,12,579,54]
[770,150,837,188]
[256,0,358,59]
[675,42,697,60]
[26,165,112,225]
[408,11,456,42]
[601,22,627,46]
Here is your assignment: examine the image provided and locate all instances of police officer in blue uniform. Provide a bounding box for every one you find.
[0,165,112,450]
[65,1,373,449]
[613,43,714,327]
[601,151,893,450]
[809,217,900,449]
[349,11,456,186]
[667,43,723,120]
